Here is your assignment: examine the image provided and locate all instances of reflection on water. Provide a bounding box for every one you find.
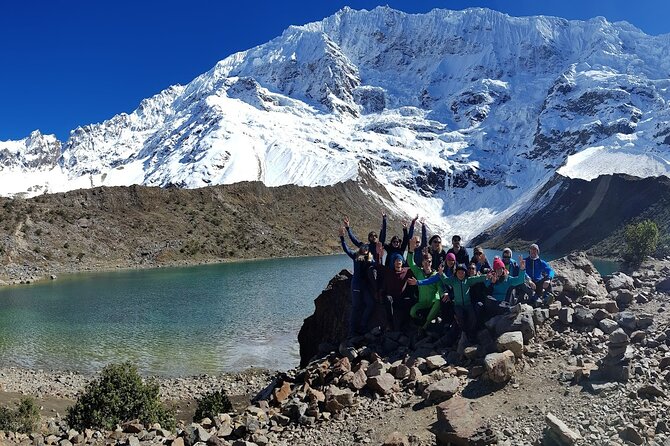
[0,255,350,376]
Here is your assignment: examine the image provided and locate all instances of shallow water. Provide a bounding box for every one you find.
[0,249,619,377]
[0,255,350,377]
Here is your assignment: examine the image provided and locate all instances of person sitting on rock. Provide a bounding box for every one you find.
[501,247,524,304]
[484,256,527,317]
[382,215,418,268]
[407,238,442,331]
[413,262,492,342]
[447,235,470,266]
[376,246,414,332]
[471,247,491,274]
[339,227,376,337]
[524,243,555,306]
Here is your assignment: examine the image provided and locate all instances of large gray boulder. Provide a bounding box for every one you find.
[484,350,516,383]
[606,272,635,292]
[551,252,608,300]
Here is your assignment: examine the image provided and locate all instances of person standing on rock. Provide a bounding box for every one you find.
[382,215,418,268]
[483,256,526,316]
[427,234,448,270]
[376,245,415,332]
[407,238,442,331]
[342,215,384,264]
[524,243,555,306]
[339,227,376,336]
[447,235,470,266]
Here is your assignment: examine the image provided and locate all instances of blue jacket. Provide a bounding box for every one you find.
[503,258,520,276]
[524,257,554,282]
[486,273,526,302]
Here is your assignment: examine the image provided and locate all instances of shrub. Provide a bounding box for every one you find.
[66,362,175,431]
[624,220,659,264]
[0,398,40,433]
[193,390,233,422]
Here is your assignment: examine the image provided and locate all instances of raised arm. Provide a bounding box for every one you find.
[343,216,363,248]
[339,227,356,259]
[407,237,422,277]
[420,218,427,250]
[379,212,387,245]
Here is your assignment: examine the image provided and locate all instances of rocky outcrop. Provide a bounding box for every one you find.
[551,251,608,300]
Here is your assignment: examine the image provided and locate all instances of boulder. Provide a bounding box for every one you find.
[297,270,387,367]
[606,272,634,292]
[382,432,409,446]
[559,307,574,324]
[426,355,447,370]
[616,312,637,330]
[484,350,516,383]
[573,306,596,325]
[422,377,460,405]
[496,331,524,358]
[367,373,396,395]
[599,318,619,334]
[433,397,485,446]
[491,305,536,343]
[350,368,368,390]
[544,413,582,445]
[615,290,635,307]
[551,252,608,300]
[589,300,619,313]
[657,277,670,293]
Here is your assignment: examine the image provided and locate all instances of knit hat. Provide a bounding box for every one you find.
[502,247,512,257]
[493,257,506,271]
[390,253,404,265]
[456,263,467,273]
[360,244,370,252]
[446,252,456,262]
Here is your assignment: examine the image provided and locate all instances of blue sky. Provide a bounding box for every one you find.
[2,0,670,142]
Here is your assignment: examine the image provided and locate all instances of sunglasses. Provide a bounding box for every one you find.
[503,255,511,259]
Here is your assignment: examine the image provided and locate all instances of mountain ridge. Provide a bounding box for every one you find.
[2,6,670,242]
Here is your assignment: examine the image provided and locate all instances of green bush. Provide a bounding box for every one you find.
[0,398,40,433]
[66,362,175,431]
[624,219,659,264]
[193,390,233,421]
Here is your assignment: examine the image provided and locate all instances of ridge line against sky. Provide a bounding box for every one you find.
[2,0,670,142]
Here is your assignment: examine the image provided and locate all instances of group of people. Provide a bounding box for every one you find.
[338,214,555,342]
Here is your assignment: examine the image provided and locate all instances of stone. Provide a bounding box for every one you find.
[533,308,549,325]
[433,397,484,446]
[366,359,387,377]
[333,357,351,374]
[382,431,409,446]
[551,252,608,300]
[573,306,596,325]
[426,355,447,370]
[616,312,637,330]
[409,366,422,381]
[619,425,644,445]
[394,364,410,380]
[172,438,186,446]
[637,313,654,329]
[660,356,670,370]
[127,436,141,446]
[463,346,479,359]
[494,306,536,343]
[422,377,460,405]
[326,386,355,407]
[367,373,396,395]
[484,350,516,383]
[589,300,619,313]
[615,290,635,307]
[630,330,646,343]
[656,277,670,293]
[351,368,368,390]
[123,422,145,434]
[599,318,619,334]
[607,272,634,292]
[637,384,666,399]
[593,308,610,321]
[609,328,629,345]
[587,382,618,394]
[545,412,582,445]
[496,331,524,358]
[549,301,562,317]
[272,381,291,404]
[559,307,574,324]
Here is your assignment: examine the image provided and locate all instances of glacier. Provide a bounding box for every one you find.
[2,6,670,240]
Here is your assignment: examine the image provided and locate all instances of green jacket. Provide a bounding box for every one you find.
[439,274,487,306]
[408,253,441,306]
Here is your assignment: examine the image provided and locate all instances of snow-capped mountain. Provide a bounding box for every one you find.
[2,6,670,240]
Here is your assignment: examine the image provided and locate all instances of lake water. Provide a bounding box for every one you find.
[0,249,619,377]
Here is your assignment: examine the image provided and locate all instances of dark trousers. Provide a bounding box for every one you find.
[453,304,477,341]
[484,296,509,317]
[350,286,374,336]
[383,294,414,332]
[526,278,552,303]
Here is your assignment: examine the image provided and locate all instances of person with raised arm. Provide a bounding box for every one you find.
[406,237,441,330]
[483,256,527,317]
[375,243,414,331]
[427,234,448,270]
[339,226,376,337]
[413,260,493,342]
[342,214,384,264]
[383,214,418,267]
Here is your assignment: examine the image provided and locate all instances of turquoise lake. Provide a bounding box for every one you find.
[0,249,619,377]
